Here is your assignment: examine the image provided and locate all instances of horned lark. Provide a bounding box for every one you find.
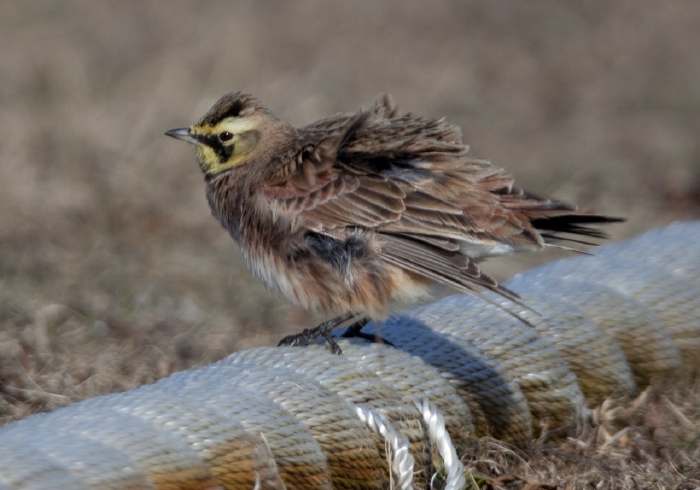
[166,92,619,353]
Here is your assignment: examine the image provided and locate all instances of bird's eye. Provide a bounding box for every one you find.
[218,131,234,142]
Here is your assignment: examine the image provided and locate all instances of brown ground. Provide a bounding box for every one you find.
[1,2,699,488]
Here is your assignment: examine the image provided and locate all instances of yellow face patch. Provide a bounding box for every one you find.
[190,117,260,175]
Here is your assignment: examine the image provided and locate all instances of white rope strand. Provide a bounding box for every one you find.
[355,404,415,490]
[414,398,467,490]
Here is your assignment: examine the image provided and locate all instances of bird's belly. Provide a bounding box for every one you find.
[384,267,443,314]
[242,249,311,308]
[241,244,437,319]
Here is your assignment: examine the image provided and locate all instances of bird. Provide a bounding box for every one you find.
[166,92,621,353]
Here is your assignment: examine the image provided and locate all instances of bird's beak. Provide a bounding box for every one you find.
[165,127,200,145]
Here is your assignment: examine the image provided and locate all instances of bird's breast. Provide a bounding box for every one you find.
[237,223,416,317]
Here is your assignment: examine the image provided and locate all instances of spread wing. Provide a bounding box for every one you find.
[257,95,618,297]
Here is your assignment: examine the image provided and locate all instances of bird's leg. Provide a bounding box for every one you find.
[340,318,369,338]
[341,318,398,348]
[277,312,355,354]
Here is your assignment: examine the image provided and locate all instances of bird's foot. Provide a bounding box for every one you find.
[277,313,355,354]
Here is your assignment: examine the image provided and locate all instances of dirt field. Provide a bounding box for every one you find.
[1,2,699,488]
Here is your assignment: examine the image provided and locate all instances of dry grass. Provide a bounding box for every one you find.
[1,1,699,487]
[459,382,700,489]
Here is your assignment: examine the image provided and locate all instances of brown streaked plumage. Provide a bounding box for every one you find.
[166,92,621,353]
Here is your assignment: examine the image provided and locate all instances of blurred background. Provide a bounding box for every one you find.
[1,1,699,420]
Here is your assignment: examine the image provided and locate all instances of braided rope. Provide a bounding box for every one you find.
[0,221,697,489]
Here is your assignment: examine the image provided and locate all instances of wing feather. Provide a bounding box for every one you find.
[379,234,520,301]
[258,93,619,286]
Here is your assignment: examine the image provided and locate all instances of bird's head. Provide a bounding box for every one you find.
[166,92,279,176]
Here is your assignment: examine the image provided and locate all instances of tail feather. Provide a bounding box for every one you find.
[499,188,624,245]
[532,214,625,241]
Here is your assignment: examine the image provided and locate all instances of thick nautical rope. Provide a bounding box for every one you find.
[0,221,697,490]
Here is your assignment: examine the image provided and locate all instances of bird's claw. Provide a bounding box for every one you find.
[277,326,343,354]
